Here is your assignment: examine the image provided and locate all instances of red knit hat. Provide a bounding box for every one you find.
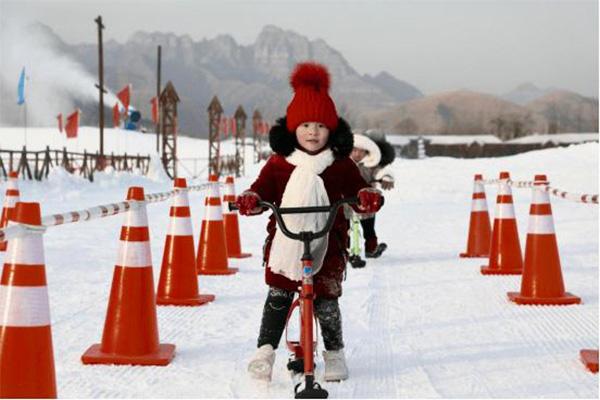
[286,62,338,132]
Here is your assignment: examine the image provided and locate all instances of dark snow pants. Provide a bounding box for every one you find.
[257,286,344,351]
[360,216,376,240]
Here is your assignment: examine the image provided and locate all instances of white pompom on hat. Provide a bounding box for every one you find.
[352,134,381,167]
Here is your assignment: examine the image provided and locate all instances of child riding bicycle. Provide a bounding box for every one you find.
[235,62,383,382]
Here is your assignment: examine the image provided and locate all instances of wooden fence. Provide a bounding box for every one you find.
[0,146,151,182]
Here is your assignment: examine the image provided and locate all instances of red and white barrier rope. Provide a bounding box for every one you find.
[482,179,598,204]
[544,185,598,204]
[0,182,213,242]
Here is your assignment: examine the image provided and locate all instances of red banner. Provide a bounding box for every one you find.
[57,113,63,133]
[112,103,120,128]
[220,116,228,138]
[150,97,159,124]
[230,117,237,138]
[65,110,80,139]
[117,84,131,114]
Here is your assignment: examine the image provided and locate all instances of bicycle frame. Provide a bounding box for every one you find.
[231,196,358,399]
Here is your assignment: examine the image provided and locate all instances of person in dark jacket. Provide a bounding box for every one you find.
[235,62,382,382]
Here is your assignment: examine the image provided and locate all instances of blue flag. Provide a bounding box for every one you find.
[17,67,25,105]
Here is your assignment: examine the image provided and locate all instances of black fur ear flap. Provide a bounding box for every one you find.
[378,140,396,167]
[373,138,396,167]
[269,117,297,156]
[329,117,354,158]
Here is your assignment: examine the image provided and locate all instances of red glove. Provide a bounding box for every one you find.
[357,188,383,213]
[235,191,262,216]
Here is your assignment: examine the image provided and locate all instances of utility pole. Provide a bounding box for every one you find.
[94,15,107,163]
[156,45,161,153]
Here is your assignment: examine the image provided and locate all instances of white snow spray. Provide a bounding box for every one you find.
[0,20,122,127]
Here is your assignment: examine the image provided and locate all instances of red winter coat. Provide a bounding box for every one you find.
[248,153,369,298]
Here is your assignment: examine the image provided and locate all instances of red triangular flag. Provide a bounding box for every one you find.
[117,84,131,114]
[65,110,80,139]
[57,113,63,133]
[112,103,120,128]
[150,97,159,124]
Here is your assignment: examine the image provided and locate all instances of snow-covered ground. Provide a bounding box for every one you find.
[0,127,598,398]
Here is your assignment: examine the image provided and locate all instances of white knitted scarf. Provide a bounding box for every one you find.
[268,148,334,281]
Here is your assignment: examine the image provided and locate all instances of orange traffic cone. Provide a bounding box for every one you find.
[507,175,580,305]
[197,175,238,275]
[0,171,20,252]
[222,176,251,259]
[0,202,57,398]
[82,186,175,365]
[157,178,215,306]
[580,349,598,373]
[481,171,523,275]
[460,174,491,258]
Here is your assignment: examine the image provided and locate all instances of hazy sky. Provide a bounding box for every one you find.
[1,0,598,97]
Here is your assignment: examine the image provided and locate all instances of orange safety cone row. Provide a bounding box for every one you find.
[0,202,57,398]
[157,178,215,306]
[222,176,251,259]
[82,186,175,366]
[460,174,491,258]
[507,175,581,305]
[0,171,20,252]
[481,171,523,275]
[580,349,599,373]
[197,175,238,275]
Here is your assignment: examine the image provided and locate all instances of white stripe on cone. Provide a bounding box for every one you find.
[4,196,18,208]
[498,182,512,195]
[5,235,45,265]
[473,182,485,194]
[471,199,488,212]
[208,184,221,199]
[532,188,551,204]
[173,193,190,207]
[116,241,152,268]
[123,203,149,227]
[495,204,516,219]
[7,179,18,191]
[0,286,51,327]
[223,184,235,197]
[527,215,555,234]
[205,205,223,221]
[168,217,194,236]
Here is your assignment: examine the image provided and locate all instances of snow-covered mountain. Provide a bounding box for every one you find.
[0,23,423,136]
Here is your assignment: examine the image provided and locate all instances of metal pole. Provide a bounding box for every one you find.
[95,16,105,157]
[156,45,161,153]
[24,101,27,147]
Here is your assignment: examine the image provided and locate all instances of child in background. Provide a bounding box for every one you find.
[235,62,383,382]
[349,130,395,259]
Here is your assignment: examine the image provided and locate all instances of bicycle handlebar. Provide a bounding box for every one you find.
[229,197,358,242]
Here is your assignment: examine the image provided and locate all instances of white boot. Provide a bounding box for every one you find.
[248,344,276,381]
[323,349,349,381]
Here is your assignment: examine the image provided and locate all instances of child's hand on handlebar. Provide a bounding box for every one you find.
[357,188,383,213]
[236,191,262,215]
